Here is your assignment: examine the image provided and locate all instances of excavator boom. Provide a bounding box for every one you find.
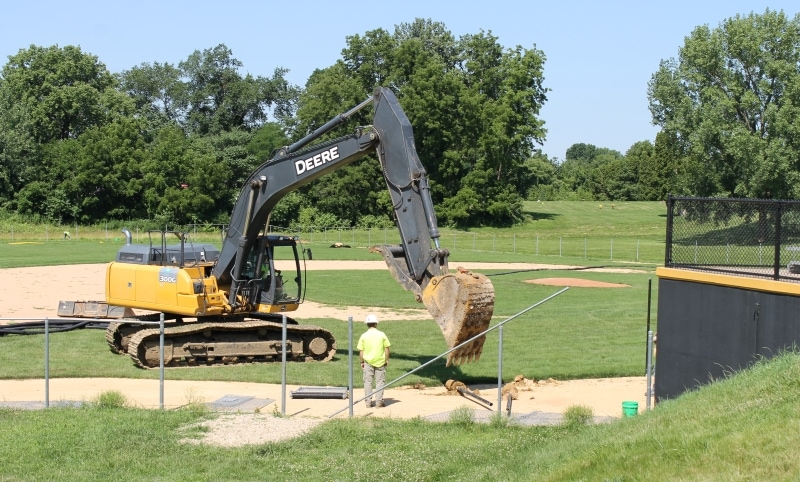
[216,87,495,365]
[60,87,495,367]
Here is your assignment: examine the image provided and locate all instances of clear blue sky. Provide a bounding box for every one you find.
[1,1,796,160]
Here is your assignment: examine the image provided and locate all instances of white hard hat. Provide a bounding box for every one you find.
[365,314,379,324]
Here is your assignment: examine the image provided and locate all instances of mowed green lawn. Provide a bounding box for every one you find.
[0,268,655,384]
[1,202,661,382]
[1,352,797,481]
[4,202,800,480]
[0,201,667,267]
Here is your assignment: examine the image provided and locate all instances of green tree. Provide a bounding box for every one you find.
[0,45,117,142]
[0,104,36,207]
[652,130,689,197]
[565,143,598,162]
[551,143,623,200]
[0,45,124,210]
[118,61,185,128]
[294,19,548,227]
[0,45,145,220]
[523,151,557,200]
[246,122,290,160]
[16,117,148,223]
[648,9,800,199]
[177,44,297,135]
[141,126,230,225]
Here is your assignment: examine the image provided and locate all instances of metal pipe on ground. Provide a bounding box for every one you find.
[456,386,493,409]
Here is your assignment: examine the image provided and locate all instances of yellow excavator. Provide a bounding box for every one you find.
[58,87,495,368]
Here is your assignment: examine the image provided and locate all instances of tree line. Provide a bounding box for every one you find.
[1,11,799,230]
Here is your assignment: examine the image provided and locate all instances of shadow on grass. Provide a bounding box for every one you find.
[522,211,559,222]
[389,352,501,386]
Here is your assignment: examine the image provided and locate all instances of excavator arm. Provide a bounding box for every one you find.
[215,87,494,365]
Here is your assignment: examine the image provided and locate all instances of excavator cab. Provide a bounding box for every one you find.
[240,234,303,314]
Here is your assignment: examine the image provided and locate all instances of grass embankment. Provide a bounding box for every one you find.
[2,352,797,481]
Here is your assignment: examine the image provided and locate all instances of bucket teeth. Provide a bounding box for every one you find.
[446,336,486,366]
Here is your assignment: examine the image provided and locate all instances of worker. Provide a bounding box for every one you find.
[63,231,71,240]
[274,269,285,300]
[357,314,391,408]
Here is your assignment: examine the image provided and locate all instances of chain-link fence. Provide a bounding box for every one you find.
[666,196,800,282]
[1,223,667,264]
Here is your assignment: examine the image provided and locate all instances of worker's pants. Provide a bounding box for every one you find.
[363,363,386,403]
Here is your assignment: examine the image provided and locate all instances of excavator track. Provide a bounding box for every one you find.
[105,313,171,354]
[125,318,336,368]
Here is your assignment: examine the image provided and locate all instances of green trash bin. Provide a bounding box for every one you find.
[622,401,639,417]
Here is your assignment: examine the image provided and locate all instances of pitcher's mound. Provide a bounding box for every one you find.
[525,278,629,288]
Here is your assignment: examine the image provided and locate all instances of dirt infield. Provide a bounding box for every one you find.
[0,261,643,320]
[525,278,630,288]
[0,261,649,425]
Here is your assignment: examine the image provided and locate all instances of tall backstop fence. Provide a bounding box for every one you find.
[657,195,800,402]
[666,195,800,282]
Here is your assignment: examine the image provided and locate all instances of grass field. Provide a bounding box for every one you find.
[3,201,799,479]
[0,268,655,384]
[1,202,660,382]
[0,201,668,267]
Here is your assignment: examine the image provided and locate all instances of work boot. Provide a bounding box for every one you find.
[376,401,385,408]
[365,401,373,408]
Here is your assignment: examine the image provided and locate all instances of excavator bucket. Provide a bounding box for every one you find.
[421,269,495,366]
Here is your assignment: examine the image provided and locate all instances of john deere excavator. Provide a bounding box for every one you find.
[58,87,495,368]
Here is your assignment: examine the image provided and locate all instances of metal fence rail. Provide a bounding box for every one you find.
[666,195,800,282]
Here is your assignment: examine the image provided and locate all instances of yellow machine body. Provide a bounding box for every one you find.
[105,262,227,317]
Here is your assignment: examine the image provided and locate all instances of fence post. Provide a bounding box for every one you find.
[610,238,614,261]
[646,330,654,410]
[348,316,354,418]
[281,314,288,416]
[559,237,562,257]
[159,313,165,410]
[774,201,783,280]
[44,317,49,408]
[497,324,504,415]
[665,195,675,266]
